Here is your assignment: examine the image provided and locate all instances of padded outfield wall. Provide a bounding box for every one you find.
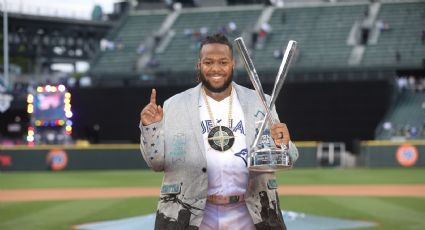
[0,142,317,171]
[1,141,424,171]
[360,140,425,168]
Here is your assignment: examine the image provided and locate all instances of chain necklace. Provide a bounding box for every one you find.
[202,87,235,152]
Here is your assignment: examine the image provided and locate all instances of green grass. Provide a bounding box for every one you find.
[0,168,424,189]
[1,168,424,229]
[0,170,163,189]
[0,197,158,230]
[277,168,425,185]
[281,196,425,230]
[1,196,424,230]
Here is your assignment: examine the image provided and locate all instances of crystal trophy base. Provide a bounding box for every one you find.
[248,147,293,172]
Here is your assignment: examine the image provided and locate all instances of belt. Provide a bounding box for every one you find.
[207,194,245,205]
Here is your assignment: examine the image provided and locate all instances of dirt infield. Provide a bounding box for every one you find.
[1,185,425,202]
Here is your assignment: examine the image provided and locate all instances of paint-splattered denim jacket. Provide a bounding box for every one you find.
[140,83,299,230]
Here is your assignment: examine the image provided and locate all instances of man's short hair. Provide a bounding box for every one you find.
[199,33,233,57]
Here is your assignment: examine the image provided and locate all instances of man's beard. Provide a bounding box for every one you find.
[199,70,233,93]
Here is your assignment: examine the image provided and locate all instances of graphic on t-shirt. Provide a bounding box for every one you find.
[201,119,246,135]
[234,148,248,167]
[233,120,245,135]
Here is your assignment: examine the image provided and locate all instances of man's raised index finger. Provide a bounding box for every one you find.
[150,88,157,105]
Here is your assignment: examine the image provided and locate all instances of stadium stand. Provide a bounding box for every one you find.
[362,1,425,68]
[376,90,425,140]
[90,12,167,78]
[251,3,368,72]
[76,0,425,143]
[151,6,262,74]
[4,0,424,147]
[88,1,424,83]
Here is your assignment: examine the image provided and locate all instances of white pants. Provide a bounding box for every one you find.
[199,201,256,230]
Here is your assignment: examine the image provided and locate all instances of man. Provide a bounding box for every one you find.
[140,33,298,230]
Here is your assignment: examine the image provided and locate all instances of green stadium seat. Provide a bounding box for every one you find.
[90,13,167,78]
[151,8,262,76]
[376,91,425,140]
[362,2,425,68]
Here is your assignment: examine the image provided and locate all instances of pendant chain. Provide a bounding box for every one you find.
[202,87,233,128]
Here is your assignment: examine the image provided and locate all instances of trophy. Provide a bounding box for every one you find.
[234,37,297,172]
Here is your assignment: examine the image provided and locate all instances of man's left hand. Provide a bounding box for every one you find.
[270,123,290,146]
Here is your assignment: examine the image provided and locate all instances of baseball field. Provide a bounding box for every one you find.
[0,168,424,230]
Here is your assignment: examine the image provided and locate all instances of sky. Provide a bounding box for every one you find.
[1,0,118,20]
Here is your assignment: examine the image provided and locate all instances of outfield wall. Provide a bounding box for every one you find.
[0,142,318,171]
[1,141,423,171]
[360,140,425,167]
[0,145,149,171]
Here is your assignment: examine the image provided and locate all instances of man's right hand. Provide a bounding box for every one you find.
[141,89,163,126]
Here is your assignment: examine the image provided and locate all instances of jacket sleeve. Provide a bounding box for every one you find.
[139,120,165,172]
[288,141,299,163]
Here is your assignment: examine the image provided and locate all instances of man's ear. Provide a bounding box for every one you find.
[196,61,201,70]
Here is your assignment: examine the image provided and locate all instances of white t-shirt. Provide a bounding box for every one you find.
[199,88,248,196]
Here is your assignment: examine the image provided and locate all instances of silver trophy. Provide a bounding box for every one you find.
[235,37,297,172]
